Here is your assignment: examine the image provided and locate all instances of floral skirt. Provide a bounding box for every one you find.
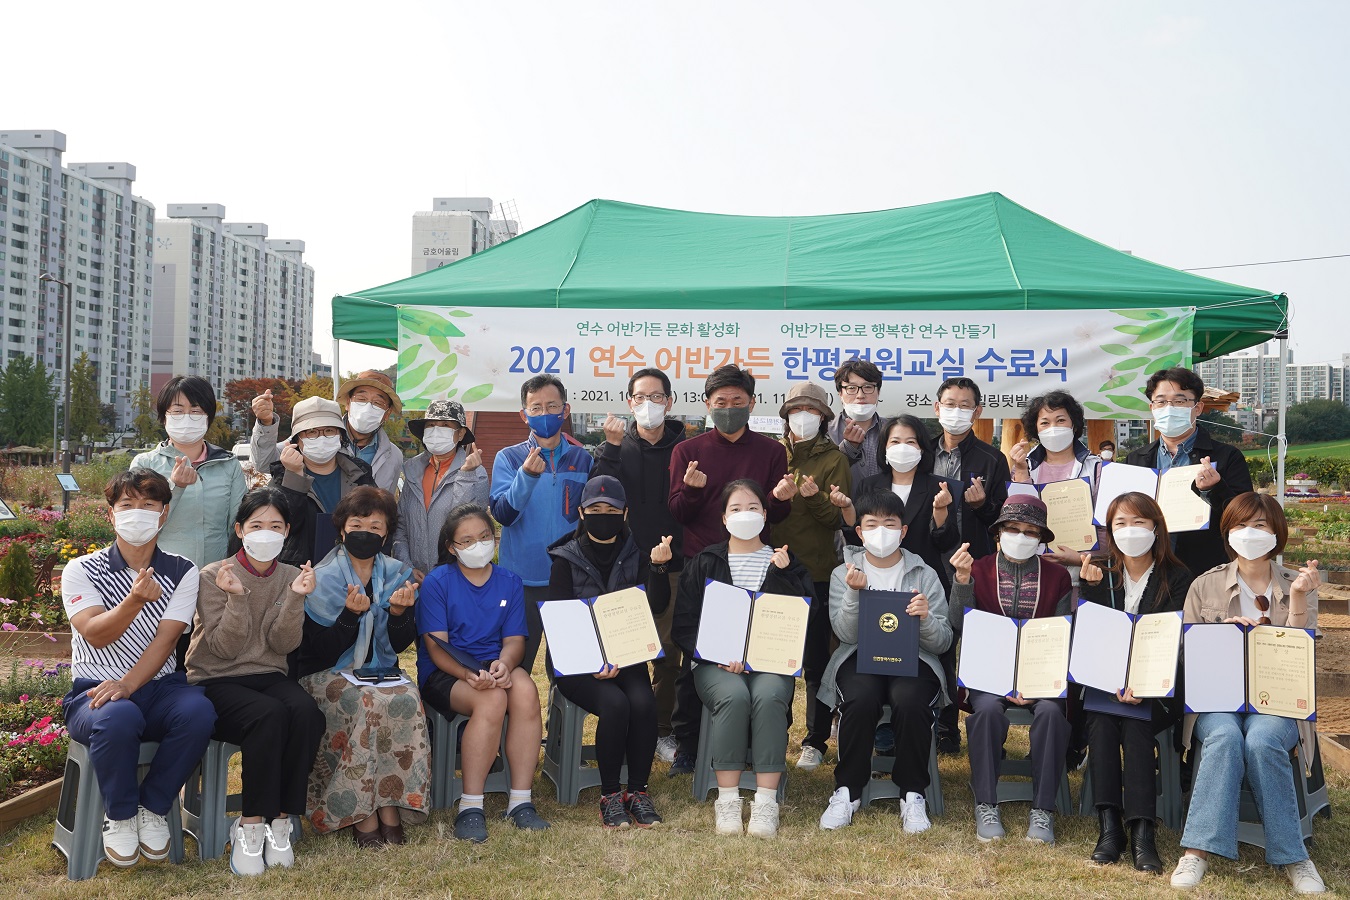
[300,670,431,833]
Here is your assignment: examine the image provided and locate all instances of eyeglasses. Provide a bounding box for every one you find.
[938,401,977,410]
[305,428,343,438]
[452,534,493,549]
[840,384,879,397]
[1254,594,1271,626]
[630,392,668,404]
[525,403,565,416]
[1149,397,1196,409]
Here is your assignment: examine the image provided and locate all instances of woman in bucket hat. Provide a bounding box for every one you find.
[392,399,489,582]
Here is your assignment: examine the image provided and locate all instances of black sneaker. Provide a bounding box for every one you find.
[873,722,896,756]
[668,751,695,776]
[503,802,551,831]
[453,808,488,843]
[600,792,632,829]
[937,734,961,756]
[624,791,663,827]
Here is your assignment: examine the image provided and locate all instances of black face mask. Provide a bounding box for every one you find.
[343,530,386,560]
[709,406,751,436]
[583,513,626,542]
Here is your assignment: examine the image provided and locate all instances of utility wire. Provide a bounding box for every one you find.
[1183,253,1350,271]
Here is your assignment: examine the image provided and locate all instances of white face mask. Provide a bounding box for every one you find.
[1112,526,1156,559]
[1000,531,1042,562]
[165,413,208,445]
[303,434,342,464]
[346,401,387,435]
[114,508,163,547]
[725,510,766,541]
[788,410,822,439]
[1100,449,1115,461]
[843,402,877,421]
[885,443,923,473]
[242,530,285,562]
[938,406,975,435]
[861,525,903,558]
[422,427,459,457]
[1229,527,1277,561]
[456,539,496,569]
[1037,426,1075,454]
[1152,405,1195,439]
[632,400,666,430]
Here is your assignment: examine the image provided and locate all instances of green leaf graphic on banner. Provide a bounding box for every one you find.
[423,374,457,397]
[1084,401,1113,413]
[461,384,493,404]
[436,354,458,375]
[1106,393,1151,413]
[1115,356,1151,371]
[1150,352,1183,372]
[1099,375,1133,392]
[432,322,465,338]
[429,333,450,354]
[445,309,472,318]
[401,359,434,391]
[1113,309,1167,321]
[398,344,421,370]
[446,389,458,399]
[1114,324,1149,335]
[1101,344,1133,356]
[1132,318,1178,345]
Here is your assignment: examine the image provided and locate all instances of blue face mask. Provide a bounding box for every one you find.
[526,411,565,439]
[1151,405,1194,439]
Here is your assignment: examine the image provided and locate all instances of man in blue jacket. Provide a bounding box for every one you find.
[490,374,593,671]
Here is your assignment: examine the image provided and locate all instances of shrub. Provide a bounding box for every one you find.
[0,661,72,706]
[0,543,37,605]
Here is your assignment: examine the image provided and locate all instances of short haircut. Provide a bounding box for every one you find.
[1101,492,1188,612]
[105,467,172,507]
[1100,440,1116,450]
[627,367,672,397]
[1021,390,1086,441]
[833,357,882,392]
[855,489,907,522]
[721,477,768,511]
[1144,366,1204,401]
[227,486,291,555]
[436,503,496,567]
[1219,492,1287,559]
[520,374,567,407]
[704,365,756,400]
[156,375,217,427]
[873,415,935,475]
[332,486,399,537]
[936,376,982,406]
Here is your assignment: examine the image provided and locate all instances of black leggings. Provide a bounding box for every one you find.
[555,664,658,795]
[834,654,942,797]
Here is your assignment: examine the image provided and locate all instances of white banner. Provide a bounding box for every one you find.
[395,305,1194,418]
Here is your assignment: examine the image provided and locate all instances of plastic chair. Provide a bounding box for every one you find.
[52,740,186,881]
[542,685,627,804]
[1077,725,1182,830]
[859,711,945,815]
[991,706,1073,814]
[180,739,303,860]
[691,705,787,802]
[426,705,512,810]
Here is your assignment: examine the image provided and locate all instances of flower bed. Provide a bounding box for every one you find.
[0,662,71,804]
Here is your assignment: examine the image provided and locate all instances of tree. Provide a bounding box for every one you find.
[205,403,237,448]
[1285,399,1350,445]
[130,383,160,447]
[1197,411,1243,445]
[295,374,334,402]
[0,355,56,446]
[68,352,105,445]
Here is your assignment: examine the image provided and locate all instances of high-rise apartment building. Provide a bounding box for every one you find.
[410,197,517,275]
[0,130,155,427]
[1196,343,1346,411]
[151,205,314,396]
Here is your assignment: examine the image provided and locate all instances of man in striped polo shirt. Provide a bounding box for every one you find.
[61,468,216,869]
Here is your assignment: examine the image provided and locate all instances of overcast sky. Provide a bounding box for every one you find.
[9,2,1347,375]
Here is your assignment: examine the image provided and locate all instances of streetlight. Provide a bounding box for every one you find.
[39,273,73,513]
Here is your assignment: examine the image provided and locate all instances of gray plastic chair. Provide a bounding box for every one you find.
[180,739,302,860]
[542,685,627,804]
[691,705,787,802]
[1077,724,1182,829]
[859,706,945,815]
[52,740,186,881]
[990,706,1073,814]
[426,705,512,809]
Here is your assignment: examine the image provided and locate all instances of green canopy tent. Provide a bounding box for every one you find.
[332,192,1293,491]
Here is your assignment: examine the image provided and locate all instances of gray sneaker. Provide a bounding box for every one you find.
[1025,807,1055,844]
[974,803,1005,842]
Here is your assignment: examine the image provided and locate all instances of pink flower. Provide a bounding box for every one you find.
[1,623,17,632]
[43,632,55,642]
[18,694,28,703]
[38,734,55,746]
[30,612,43,622]
[36,716,52,728]
[0,597,14,606]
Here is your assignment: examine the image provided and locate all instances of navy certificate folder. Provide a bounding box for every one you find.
[856,589,919,677]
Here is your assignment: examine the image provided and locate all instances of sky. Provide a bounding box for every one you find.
[7,2,1347,374]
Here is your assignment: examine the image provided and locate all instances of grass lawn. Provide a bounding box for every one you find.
[2,666,1346,900]
[1244,438,1350,460]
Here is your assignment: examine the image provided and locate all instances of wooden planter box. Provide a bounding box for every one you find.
[0,776,62,834]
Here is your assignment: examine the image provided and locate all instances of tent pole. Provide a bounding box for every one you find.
[332,339,341,400]
[1276,333,1288,509]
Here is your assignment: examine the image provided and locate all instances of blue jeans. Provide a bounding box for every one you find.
[1181,712,1305,865]
[63,672,217,821]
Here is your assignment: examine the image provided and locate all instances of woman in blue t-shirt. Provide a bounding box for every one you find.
[415,503,548,843]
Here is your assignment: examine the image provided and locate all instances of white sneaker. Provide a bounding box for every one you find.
[264,817,295,868]
[747,798,780,838]
[230,819,267,876]
[819,786,860,830]
[1169,854,1208,890]
[796,746,824,770]
[901,792,931,834]
[655,735,679,764]
[1285,859,1327,894]
[136,806,170,860]
[713,796,744,835]
[101,816,140,867]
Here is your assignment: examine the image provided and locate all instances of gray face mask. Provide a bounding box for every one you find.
[709,406,751,435]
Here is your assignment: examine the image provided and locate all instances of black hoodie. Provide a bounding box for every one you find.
[592,418,687,571]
